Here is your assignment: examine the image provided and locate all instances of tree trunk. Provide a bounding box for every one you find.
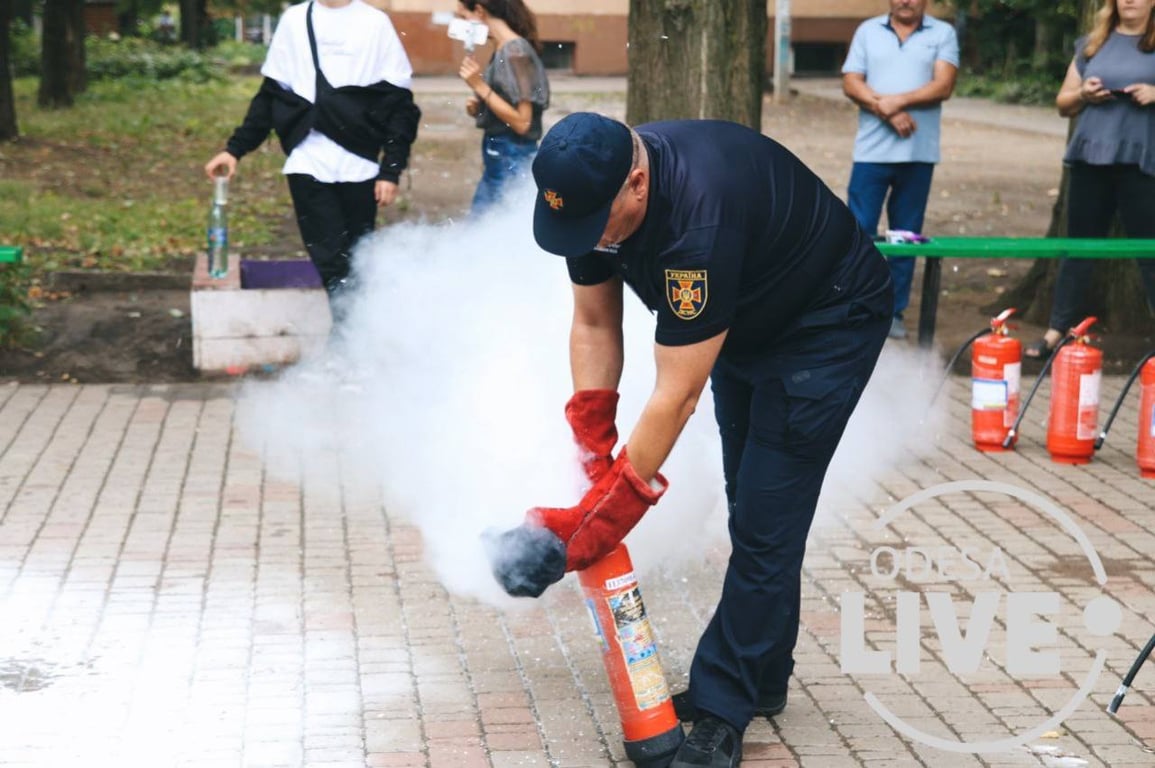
[626,0,765,129]
[0,0,17,140]
[1003,0,1155,335]
[67,0,86,94]
[180,0,210,48]
[38,0,73,108]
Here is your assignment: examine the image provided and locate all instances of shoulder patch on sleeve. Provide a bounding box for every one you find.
[665,269,708,320]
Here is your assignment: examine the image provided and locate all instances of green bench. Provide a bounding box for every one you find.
[874,237,1154,348]
[0,246,22,264]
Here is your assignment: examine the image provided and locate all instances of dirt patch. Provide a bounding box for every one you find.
[2,85,1152,385]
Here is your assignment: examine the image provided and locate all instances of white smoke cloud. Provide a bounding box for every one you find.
[235,178,949,607]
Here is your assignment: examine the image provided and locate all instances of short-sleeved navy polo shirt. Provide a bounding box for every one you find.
[566,120,882,358]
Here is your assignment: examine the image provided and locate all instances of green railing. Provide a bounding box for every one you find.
[873,237,1154,348]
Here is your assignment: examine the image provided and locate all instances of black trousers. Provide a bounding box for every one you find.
[1049,163,1155,332]
[687,243,892,732]
[286,174,378,298]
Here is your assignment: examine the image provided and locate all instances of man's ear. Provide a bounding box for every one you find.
[628,167,648,199]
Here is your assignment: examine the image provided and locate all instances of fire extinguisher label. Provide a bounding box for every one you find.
[607,588,671,711]
[1077,370,1101,441]
[1004,362,1021,427]
[585,598,609,653]
[971,378,1008,410]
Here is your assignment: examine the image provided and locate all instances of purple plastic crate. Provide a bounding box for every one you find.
[239,259,323,290]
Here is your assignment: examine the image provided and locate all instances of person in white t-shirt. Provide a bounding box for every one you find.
[204,0,420,320]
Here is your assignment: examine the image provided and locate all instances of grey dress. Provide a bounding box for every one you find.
[474,37,550,141]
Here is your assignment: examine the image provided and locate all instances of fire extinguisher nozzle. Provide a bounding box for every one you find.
[1001,431,1016,449]
[1094,434,1106,450]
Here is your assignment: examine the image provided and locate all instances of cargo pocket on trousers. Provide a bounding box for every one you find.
[782,365,863,450]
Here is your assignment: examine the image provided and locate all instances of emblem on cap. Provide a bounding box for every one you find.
[544,189,564,210]
[666,269,708,320]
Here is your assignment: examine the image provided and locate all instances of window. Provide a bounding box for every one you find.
[540,41,575,72]
[792,43,847,76]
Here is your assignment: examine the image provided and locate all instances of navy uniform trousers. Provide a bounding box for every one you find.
[687,246,892,732]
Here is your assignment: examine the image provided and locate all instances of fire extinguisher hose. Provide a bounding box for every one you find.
[1095,350,1155,450]
[1109,630,1155,714]
[933,327,992,404]
[1002,336,1075,449]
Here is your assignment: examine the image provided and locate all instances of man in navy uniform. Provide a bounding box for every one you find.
[490,112,891,767]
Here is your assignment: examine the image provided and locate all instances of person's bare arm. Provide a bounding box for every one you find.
[874,60,958,117]
[842,72,880,112]
[625,330,727,482]
[843,71,918,137]
[1056,58,1112,117]
[458,54,535,136]
[570,278,625,392]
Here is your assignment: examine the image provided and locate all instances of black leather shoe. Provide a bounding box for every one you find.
[670,715,741,767]
[671,690,787,722]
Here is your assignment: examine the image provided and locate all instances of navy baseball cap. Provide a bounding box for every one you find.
[532,112,633,258]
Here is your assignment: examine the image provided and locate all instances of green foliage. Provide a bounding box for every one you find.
[86,36,223,83]
[9,25,268,83]
[0,261,34,349]
[955,67,1064,105]
[2,75,292,277]
[10,19,39,77]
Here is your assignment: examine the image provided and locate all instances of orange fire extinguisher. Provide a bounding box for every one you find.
[1046,317,1102,464]
[1003,316,1099,453]
[1095,351,1155,478]
[971,309,1021,452]
[578,544,685,767]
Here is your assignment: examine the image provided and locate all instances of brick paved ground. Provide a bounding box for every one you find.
[1,376,1154,768]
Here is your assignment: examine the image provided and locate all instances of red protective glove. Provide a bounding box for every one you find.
[534,447,668,572]
[565,390,620,485]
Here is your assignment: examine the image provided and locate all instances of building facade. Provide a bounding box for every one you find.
[368,0,949,76]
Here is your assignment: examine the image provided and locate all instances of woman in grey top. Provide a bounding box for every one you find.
[456,0,550,216]
[1027,0,1155,358]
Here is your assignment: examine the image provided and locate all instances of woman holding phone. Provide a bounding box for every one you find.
[455,0,551,217]
[1028,0,1155,358]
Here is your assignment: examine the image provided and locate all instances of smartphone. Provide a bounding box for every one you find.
[1110,88,1130,98]
[447,19,489,52]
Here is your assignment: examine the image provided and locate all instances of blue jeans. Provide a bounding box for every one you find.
[847,161,935,318]
[1050,162,1155,332]
[470,133,538,217]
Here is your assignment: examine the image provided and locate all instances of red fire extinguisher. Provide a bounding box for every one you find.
[1004,316,1098,452]
[578,544,685,767]
[1046,317,1102,464]
[1095,351,1155,478]
[971,308,1021,452]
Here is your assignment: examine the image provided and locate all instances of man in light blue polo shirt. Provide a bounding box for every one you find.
[842,0,959,339]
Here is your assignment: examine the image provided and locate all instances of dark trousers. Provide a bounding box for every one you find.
[470,134,538,217]
[1049,163,1155,332]
[687,280,890,732]
[286,174,378,303]
[847,161,935,318]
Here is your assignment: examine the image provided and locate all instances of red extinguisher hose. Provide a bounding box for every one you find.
[1095,350,1155,450]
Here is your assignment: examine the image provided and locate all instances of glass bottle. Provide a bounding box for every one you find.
[207,175,229,279]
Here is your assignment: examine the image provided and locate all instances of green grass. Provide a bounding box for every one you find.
[0,75,293,275]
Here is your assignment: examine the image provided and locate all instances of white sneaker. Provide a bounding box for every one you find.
[888,316,908,339]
